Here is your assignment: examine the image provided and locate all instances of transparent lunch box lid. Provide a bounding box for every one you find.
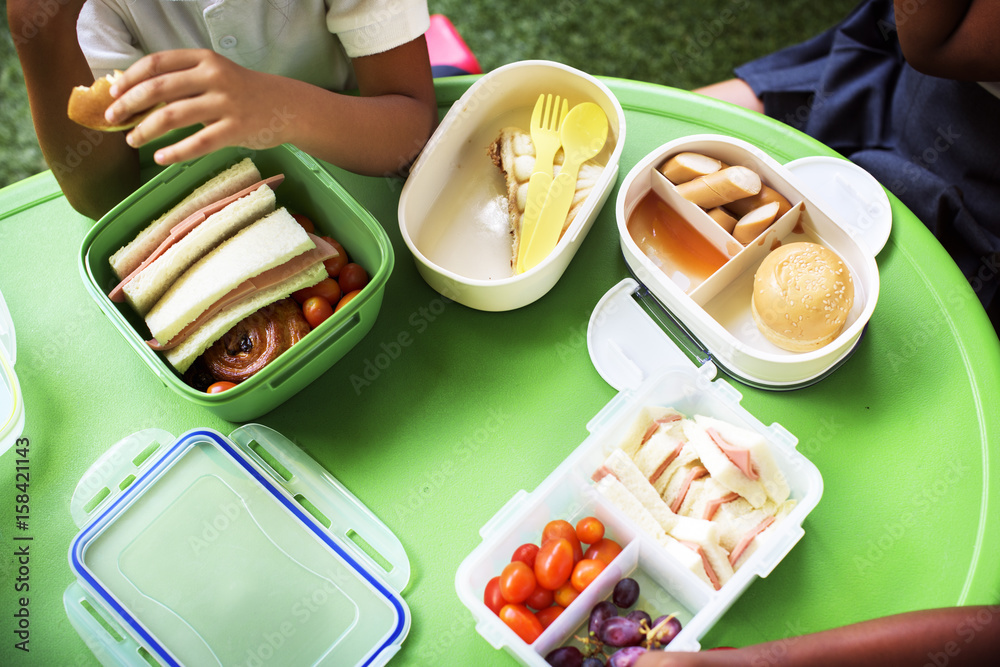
[65,424,411,667]
[0,288,24,458]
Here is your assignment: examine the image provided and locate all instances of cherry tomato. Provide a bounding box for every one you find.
[534,537,574,591]
[338,262,370,294]
[499,561,536,604]
[292,278,342,305]
[511,543,540,568]
[553,582,580,608]
[524,583,555,611]
[499,604,543,644]
[335,289,362,312]
[576,516,605,546]
[570,558,607,592]
[292,213,315,234]
[542,520,583,563]
[535,605,563,630]
[321,236,348,277]
[206,381,236,394]
[484,576,505,616]
[302,296,334,328]
[583,538,623,565]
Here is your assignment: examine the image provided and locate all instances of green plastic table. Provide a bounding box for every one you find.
[1,76,998,666]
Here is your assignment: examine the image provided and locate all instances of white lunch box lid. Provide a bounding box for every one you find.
[0,288,24,458]
[65,424,411,667]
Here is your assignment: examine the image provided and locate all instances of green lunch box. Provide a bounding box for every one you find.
[79,144,393,421]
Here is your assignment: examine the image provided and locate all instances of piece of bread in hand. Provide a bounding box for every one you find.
[488,127,604,273]
[67,70,158,132]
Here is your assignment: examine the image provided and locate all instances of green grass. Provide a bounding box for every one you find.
[0,1,856,190]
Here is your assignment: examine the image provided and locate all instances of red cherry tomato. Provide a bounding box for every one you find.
[575,516,605,546]
[484,576,505,616]
[524,583,555,611]
[338,262,370,294]
[570,558,607,592]
[335,289,362,312]
[583,538,623,565]
[292,213,315,234]
[534,537,574,591]
[535,605,563,630]
[553,582,580,608]
[292,278,342,305]
[321,236,348,277]
[206,381,236,394]
[542,520,583,563]
[499,561,536,605]
[511,543,540,568]
[302,296,334,328]
[499,604,543,644]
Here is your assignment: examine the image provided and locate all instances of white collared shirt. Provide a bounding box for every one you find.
[78,0,430,91]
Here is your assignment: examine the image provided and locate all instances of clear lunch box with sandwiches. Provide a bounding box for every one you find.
[64,423,411,667]
[454,290,824,663]
[613,134,890,390]
[79,144,394,422]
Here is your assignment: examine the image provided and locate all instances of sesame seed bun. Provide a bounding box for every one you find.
[751,242,854,352]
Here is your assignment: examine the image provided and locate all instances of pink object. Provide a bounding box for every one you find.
[425,14,481,74]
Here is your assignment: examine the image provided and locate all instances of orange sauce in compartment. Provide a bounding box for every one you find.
[627,191,729,292]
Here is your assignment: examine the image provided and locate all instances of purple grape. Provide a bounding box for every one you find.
[546,645,584,667]
[625,609,651,629]
[648,614,683,647]
[598,616,642,647]
[612,577,640,608]
[588,600,618,636]
[581,658,606,667]
[607,646,647,667]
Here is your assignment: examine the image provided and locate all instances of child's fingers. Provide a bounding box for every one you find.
[110,49,207,95]
[151,123,234,166]
[123,95,220,149]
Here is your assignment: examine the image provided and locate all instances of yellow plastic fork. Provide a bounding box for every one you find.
[517,94,569,274]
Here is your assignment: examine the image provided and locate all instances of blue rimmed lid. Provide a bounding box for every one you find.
[65,424,410,667]
[0,288,24,458]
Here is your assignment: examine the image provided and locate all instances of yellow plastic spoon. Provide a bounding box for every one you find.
[521,102,608,272]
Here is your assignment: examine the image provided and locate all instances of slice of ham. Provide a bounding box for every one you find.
[702,491,740,521]
[647,441,685,486]
[108,175,285,302]
[640,413,682,446]
[728,516,775,566]
[669,466,708,514]
[677,540,722,590]
[706,427,759,480]
[146,233,337,351]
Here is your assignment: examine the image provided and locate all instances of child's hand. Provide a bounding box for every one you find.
[106,49,295,165]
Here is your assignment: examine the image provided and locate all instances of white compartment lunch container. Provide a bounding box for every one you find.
[613,134,888,389]
[65,424,411,667]
[455,313,824,664]
[0,287,24,458]
[399,60,626,311]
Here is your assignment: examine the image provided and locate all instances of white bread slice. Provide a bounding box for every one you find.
[123,184,276,315]
[164,262,326,373]
[595,475,670,543]
[631,421,691,496]
[594,449,678,533]
[728,500,796,570]
[659,534,719,589]
[487,127,604,273]
[145,208,314,345]
[617,406,684,459]
[692,415,791,506]
[109,158,262,279]
[666,515,734,590]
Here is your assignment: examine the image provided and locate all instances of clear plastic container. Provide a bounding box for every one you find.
[455,321,823,664]
[614,134,887,389]
[0,288,24,457]
[65,424,410,667]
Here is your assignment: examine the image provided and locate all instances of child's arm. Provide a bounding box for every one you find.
[893,0,1000,80]
[104,38,437,177]
[7,0,139,218]
[635,606,1000,667]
